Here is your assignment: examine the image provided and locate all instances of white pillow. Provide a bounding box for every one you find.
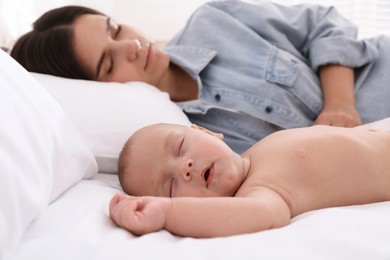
[31,73,191,173]
[0,50,97,258]
[0,16,13,51]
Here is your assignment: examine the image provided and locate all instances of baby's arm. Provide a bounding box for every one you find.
[109,189,291,238]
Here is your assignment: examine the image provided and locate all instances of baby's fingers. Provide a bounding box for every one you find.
[110,196,143,227]
[109,193,122,212]
[109,193,132,212]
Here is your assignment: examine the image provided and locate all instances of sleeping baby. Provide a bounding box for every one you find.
[109,123,390,238]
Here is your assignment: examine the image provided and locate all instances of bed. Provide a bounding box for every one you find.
[2,44,390,260]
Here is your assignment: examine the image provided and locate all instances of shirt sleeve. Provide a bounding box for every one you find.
[207,0,378,71]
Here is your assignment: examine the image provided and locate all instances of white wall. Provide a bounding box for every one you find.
[0,0,211,41]
[100,0,210,40]
[1,0,389,47]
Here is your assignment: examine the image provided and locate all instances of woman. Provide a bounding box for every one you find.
[11,0,390,154]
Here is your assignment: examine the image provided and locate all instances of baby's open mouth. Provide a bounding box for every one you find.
[204,168,210,182]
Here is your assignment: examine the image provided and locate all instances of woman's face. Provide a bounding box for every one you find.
[73,14,170,86]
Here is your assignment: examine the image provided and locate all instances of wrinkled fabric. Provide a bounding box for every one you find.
[166,0,390,154]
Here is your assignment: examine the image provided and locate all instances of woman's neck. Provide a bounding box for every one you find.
[158,63,198,102]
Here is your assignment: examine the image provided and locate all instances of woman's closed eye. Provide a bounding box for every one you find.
[113,25,122,39]
[106,21,121,75]
[109,18,122,39]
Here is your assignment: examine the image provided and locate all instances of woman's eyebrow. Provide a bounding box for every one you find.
[95,17,111,79]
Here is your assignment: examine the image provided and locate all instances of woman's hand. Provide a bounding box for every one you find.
[317,64,362,127]
[109,193,171,235]
[314,103,362,127]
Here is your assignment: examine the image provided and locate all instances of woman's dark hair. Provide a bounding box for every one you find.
[11,6,104,80]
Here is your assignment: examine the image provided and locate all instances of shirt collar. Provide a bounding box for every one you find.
[164,45,217,77]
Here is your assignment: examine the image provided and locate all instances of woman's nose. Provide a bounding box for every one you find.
[112,39,142,61]
[180,159,194,180]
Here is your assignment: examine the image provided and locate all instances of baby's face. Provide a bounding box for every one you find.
[121,124,246,198]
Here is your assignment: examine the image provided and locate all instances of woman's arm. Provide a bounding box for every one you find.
[316,64,362,127]
[207,1,376,127]
[109,190,291,238]
[208,1,376,71]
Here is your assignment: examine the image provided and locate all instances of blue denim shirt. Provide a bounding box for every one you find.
[165,0,389,154]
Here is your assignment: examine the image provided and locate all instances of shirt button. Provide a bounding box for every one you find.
[265,106,273,113]
[214,94,221,102]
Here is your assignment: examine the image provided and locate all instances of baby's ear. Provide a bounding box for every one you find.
[191,124,224,140]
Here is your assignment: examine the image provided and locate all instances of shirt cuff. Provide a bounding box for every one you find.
[309,37,379,71]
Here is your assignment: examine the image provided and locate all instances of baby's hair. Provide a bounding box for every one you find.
[117,137,134,194]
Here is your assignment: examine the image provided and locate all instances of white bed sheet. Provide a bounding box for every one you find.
[11,173,390,260]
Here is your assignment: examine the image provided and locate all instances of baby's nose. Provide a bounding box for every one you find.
[181,159,194,180]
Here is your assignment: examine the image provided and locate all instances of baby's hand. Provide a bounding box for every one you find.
[109,193,171,235]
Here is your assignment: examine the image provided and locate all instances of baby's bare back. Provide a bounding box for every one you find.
[242,125,390,217]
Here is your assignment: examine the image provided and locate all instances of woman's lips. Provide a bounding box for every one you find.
[144,43,152,70]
